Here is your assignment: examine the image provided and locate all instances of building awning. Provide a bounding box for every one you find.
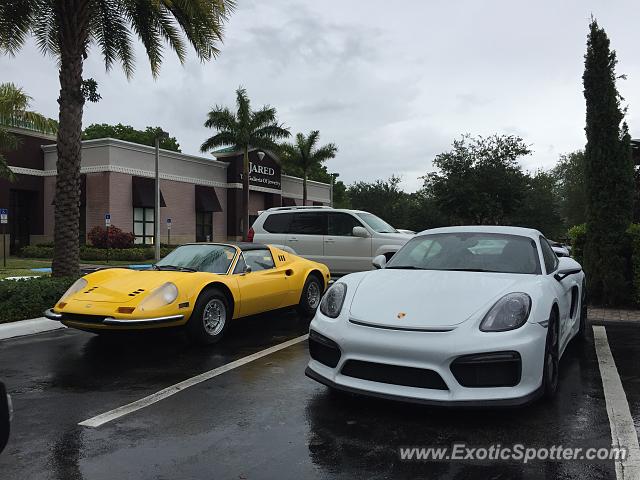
[195,185,222,212]
[132,176,166,208]
[282,197,296,207]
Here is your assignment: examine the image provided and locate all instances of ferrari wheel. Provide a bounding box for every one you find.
[297,275,323,317]
[187,288,230,345]
[542,310,559,399]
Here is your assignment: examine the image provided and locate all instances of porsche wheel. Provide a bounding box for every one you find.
[297,275,323,317]
[542,310,559,399]
[187,289,230,345]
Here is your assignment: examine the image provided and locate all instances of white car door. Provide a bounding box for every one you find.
[540,237,574,350]
[324,212,373,273]
[285,211,326,264]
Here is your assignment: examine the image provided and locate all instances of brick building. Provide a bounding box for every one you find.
[0,127,331,252]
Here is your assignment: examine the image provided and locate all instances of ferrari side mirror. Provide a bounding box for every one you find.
[243,265,252,275]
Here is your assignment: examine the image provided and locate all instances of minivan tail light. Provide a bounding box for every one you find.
[247,227,255,242]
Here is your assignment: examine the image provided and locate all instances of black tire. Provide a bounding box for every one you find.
[577,279,588,341]
[186,288,230,345]
[542,310,560,400]
[297,274,323,317]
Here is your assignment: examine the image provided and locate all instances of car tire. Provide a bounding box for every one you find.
[542,310,560,400]
[186,288,230,345]
[577,280,588,341]
[297,274,323,317]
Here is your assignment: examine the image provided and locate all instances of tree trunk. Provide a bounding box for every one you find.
[242,147,250,240]
[51,1,88,277]
[303,170,308,206]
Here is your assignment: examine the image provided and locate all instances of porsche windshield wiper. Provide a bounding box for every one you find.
[153,265,197,272]
[444,268,492,272]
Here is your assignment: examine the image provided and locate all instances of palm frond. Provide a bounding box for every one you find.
[204,106,237,131]
[250,106,278,131]
[235,87,251,129]
[0,154,16,182]
[200,131,237,152]
[89,0,135,77]
[253,124,291,143]
[311,143,338,163]
[0,0,34,55]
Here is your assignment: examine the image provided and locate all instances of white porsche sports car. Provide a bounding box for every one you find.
[306,226,586,406]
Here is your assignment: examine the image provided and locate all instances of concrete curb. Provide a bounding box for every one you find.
[0,317,66,341]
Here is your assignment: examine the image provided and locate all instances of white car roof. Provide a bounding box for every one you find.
[416,225,543,240]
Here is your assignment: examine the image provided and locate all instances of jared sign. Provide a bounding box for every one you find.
[246,154,281,189]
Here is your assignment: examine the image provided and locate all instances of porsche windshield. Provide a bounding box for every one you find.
[155,245,237,274]
[386,233,541,274]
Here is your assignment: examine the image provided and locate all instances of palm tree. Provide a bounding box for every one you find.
[201,87,290,240]
[280,131,337,205]
[0,83,57,180]
[0,1,234,277]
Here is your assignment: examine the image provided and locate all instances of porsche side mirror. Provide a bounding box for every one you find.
[554,268,581,282]
[554,257,581,281]
[0,381,11,454]
[372,254,387,269]
[352,226,370,238]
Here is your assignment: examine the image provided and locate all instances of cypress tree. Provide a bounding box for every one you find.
[582,19,635,305]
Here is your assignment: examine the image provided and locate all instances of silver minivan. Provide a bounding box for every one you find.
[250,207,413,274]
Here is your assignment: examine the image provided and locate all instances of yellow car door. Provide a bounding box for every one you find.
[234,248,289,317]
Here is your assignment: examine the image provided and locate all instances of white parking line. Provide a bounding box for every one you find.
[79,334,309,428]
[593,326,640,480]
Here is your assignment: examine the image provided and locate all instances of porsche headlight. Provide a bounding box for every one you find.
[480,293,531,332]
[139,282,179,312]
[59,278,88,302]
[319,282,347,318]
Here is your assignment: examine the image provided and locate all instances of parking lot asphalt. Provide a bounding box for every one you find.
[0,312,638,480]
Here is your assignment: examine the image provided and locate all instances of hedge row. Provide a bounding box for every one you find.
[18,245,174,261]
[0,276,75,323]
[569,222,640,305]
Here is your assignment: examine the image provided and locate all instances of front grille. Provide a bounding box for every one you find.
[341,360,448,390]
[450,351,521,388]
[309,330,341,368]
[60,313,105,324]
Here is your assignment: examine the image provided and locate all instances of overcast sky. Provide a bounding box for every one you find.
[1,1,638,191]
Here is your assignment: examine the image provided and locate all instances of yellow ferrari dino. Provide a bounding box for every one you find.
[44,243,330,344]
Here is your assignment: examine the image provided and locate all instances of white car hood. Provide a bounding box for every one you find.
[348,269,525,329]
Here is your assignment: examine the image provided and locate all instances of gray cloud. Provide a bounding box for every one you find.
[1,0,638,192]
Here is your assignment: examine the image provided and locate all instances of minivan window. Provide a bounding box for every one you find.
[328,213,363,236]
[263,213,294,233]
[289,212,327,235]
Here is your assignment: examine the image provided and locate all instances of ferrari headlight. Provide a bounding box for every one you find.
[480,293,531,332]
[59,278,87,302]
[139,282,179,312]
[319,282,347,318]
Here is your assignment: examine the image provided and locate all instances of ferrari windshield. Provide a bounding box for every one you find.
[386,232,541,274]
[155,244,237,274]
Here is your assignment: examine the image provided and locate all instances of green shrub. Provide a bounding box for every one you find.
[0,276,76,323]
[18,245,54,258]
[627,224,640,305]
[567,223,586,266]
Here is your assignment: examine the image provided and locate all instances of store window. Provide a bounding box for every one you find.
[134,207,155,245]
[196,211,213,242]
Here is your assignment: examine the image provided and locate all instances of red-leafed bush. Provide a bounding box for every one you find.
[87,225,135,249]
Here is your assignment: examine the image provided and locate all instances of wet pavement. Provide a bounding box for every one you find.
[0,311,638,480]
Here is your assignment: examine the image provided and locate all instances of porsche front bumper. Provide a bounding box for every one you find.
[44,308,185,330]
[306,313,548,406]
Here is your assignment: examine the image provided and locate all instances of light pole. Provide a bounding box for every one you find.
[154,130,169,262]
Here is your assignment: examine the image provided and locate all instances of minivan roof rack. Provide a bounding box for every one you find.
[266,206,333,211]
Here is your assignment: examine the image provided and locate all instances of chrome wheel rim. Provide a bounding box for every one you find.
[307,280,321,309]
[203,298,226,336]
